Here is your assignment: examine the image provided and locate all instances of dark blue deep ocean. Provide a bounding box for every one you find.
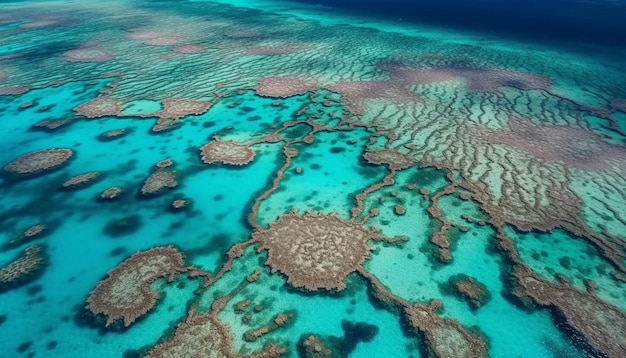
[288,0,626,48]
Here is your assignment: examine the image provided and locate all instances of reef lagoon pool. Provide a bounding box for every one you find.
[0,0,625,357]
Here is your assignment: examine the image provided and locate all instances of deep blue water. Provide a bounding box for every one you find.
[288,0,626,47]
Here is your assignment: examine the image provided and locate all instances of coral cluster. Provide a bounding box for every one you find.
[157,98,211,120]
[200,138,256,166]
[145,306,285,357]
[403,301,487,358]
[256,76,317,98]
[141,170,178,196]
[74,97,122,118]
[0,245,46,292]
[363,149,414,171]
[100,186,123,200]
[3,148,73,176]
[97,129,127,141]
[62,171,101,190]
[253,211,382,291]
[63,47,113,63]
[514,272,626,357]
[86,246,184,327]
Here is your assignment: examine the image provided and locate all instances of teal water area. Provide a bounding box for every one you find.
[0,0,625,357]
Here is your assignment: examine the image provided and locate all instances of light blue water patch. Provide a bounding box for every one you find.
[196,90,310,144]
[0,42,32,55]
[0,79,111,156]
[180,141,284,273]
[120,99,162,116]
[257,128,385,225]
[0,210,201,357]
[507,226,626,311]
[365,204,584,358]
[207,246,423,358]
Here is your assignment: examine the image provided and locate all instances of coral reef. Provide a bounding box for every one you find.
[0,245,46,292]
[173,45,206,54]
[403,301,487,358]
[156,98,211,120]
[31,118,74,132]
[200,137,256,166]
[253,210,386,291]
[155,159,173,169]
[448,274,491,309]
[62,171,101,190]
[145,307,285,358]
[610,99,626,112]
[74,97,122,118]
[100,186,123,200]
[298,335,335,358]
[8,224,48,247]
[514,271,626,357]
[475,119,625,172]
[243,312,294,342]
[3,148,73,176]
[63,48,113,63]
[86,246,184,327]
[141,170,178,196]
[363,149,414,171]
[97,129,127,142]
[171,199,190,211]
[256,76,317,98]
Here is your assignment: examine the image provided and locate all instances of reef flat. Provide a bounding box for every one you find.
[0,0,625,357]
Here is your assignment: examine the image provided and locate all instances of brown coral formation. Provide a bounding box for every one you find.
[256,76,317,98]
[0,86,30,96]
[145,308,285,358]
[394,205,406,216]
[100,186,123,200]
[299,335,334,358]
[7,224,49,248]
[243,312,294,342]
[3,148,73,176]
[23,223,45,238]
[31,118,74,131]
[156,98,211,120]
[253,211,386,291]
[171,199,190,210]
[156,159,173,169]
[98,129,127,141]
[515,272,626,358]
[363,149,414,171]
[173,45,207,54]
[145,310,233,357]
[0,245,46,292]
[141,170,178,196]
[86,246,184,327]
[74,96,121,118]
[610,99,626,112]
[403,301,487,358]
[477,119,625,172]
[449,275,491,309]
[63,48,113,63]
[62,171,101,189]
[200,137,256,166]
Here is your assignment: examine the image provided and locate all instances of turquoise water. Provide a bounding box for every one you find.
[1,0,625,357]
